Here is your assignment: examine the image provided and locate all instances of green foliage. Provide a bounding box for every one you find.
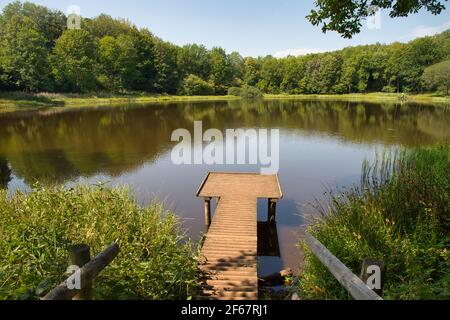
[307,0,447,38]
[0,66,7,91]
[242,31,448,96]
[422,60,450,95]
[0,1,449,96]
[0,13,52,91]
[154,40,181,94]
[280,56,304,94]
[98,35,139,92]
[130,29,158,92]
[52,30,99,92]
[181,74,214,96]
[0,185,200,300]
[302,54,341,94]
[83,14,133,38]
[256,56,283,93]
[178,44,211,80]
[208,47,234,94]
[228,51,245,83]
[228,85,263,99]
[244,57,260,87]
[0,1,66,49]
[299,145,450,300]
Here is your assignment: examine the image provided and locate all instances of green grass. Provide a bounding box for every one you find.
[0,92,448,113]
[0,92,240,112]
[265,93,450,105]
[299,145,450,300]
[0,185,200,300]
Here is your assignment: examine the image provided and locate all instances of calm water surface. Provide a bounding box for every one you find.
[0,99,448,275]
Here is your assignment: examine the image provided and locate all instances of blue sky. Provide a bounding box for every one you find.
[1,0,449,57]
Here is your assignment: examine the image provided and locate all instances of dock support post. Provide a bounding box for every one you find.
[204,197,212,231]
[268,199,277,224]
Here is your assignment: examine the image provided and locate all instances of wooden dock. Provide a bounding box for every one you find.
[196,172,283,300]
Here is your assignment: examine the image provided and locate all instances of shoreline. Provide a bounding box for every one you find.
[0,92,449,113]
[265,93,450,104]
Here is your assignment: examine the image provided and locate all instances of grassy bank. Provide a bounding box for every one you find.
[0,185,200,300]
[0,92,449,113]
[266,93,450,105]
[299,145,450,300]
[0,92,240,112]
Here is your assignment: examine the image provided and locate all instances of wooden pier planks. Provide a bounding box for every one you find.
[197,173,282,300]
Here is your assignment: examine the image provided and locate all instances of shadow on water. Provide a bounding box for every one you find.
[0,157,12,189]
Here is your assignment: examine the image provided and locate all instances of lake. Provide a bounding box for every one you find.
[0,99,448,276]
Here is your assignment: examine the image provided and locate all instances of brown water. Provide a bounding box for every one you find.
[0,99,448,275]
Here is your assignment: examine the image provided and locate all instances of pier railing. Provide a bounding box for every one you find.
[43,243,119,300]
[304,233,383,301]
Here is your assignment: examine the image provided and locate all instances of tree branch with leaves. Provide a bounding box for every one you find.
[308,0,447,38]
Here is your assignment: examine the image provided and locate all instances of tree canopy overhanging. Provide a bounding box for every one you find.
[307,0,448,38]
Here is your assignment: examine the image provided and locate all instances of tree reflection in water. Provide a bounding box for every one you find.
[0,100,448,186]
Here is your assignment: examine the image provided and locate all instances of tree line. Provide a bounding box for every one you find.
[0,1,449,96]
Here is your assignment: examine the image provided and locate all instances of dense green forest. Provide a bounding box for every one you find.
[0,1,449,96]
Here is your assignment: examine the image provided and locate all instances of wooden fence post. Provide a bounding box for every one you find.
[304,233,383,300]
[69,244,92,300]
[44,243,119,300]
[360,258,386,297]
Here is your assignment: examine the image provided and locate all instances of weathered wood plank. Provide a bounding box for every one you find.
[197,172,283,300]
[304,233,383,301]
[43,243,119,300]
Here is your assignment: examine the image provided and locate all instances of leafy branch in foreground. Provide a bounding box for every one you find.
[307,0,447,38]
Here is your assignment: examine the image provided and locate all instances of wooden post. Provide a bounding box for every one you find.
[204,197,212,231]
[44,243,119,300]
[360,258,386,297]
[69,244,92,300]
[304,233,383,300]
[268,199,277,224]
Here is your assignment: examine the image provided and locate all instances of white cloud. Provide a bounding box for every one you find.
[273,48,327,58]
[412,21,450,38]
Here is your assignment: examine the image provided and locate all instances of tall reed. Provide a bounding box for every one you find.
[299,145,449,300]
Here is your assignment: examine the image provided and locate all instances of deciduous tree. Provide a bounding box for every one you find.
[0,15,52,91]
[51,30,98,92]
[423,60,450,95]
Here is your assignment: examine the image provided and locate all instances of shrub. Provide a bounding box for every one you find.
[227,85,263,99]
[422,60,450,95]
[0,185,200,300]
[299,145,450,300]
[227,87,242,96]
[180,74,214,96]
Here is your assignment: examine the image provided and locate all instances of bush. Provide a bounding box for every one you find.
[299,145,450,300]
[0,185,200,300]
[422,60,450,96]
[227,85,263,99]
[227,87,242,96]
[180,74,214,96]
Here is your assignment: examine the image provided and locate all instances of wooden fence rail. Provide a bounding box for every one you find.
[304,233,383,301]
[43,243,119,300]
